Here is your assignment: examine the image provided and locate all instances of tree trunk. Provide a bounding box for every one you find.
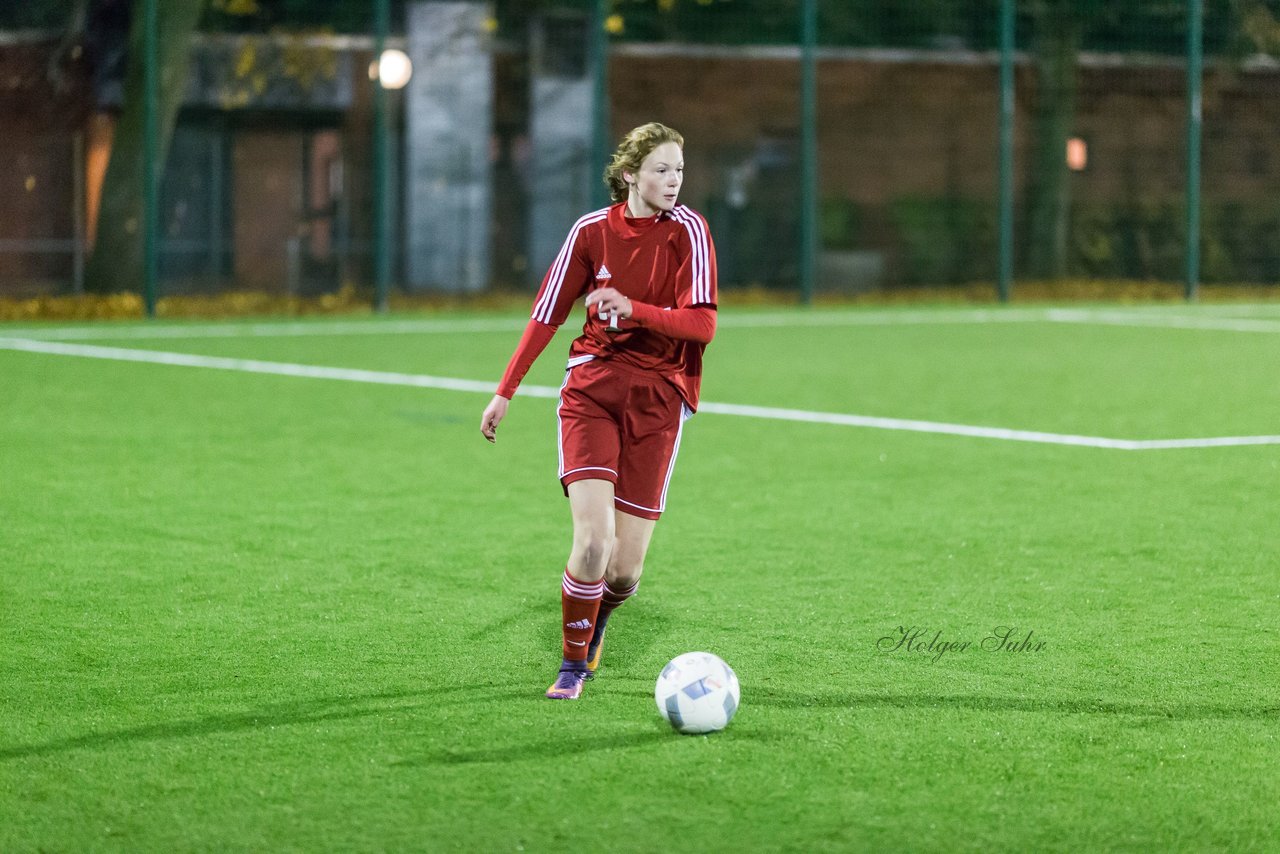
[1023,4,1082,280]
[85,0,205,294]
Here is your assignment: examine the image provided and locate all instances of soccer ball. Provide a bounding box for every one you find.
[654,652,740,734]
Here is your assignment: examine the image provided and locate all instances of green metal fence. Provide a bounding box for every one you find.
[1,0,1277,311]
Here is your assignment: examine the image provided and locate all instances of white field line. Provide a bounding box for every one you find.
[0,317,528,341]
[4,337,1279,451]
[0,309,1050,341]
[14,303,1280,342]
[721,309,1048,327]
[0,337,508,396]
[1046,309,1280,334]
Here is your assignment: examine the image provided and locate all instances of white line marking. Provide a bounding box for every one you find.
[1046,309,1280,334]
[6,304,1280,341]
[4,336,1277,451]
[0,336,521,397]
[721,309,1048,328]
[696,402,1280,450]
[0,317,528,341]
[1077,303,1280,318]
[698,401,1138,449]
[0,309,1048,341]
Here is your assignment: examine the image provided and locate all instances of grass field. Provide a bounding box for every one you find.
[3,302,1279,851]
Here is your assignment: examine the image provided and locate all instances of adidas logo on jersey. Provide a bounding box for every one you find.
[565,618,592,630]
[595,265,612,280]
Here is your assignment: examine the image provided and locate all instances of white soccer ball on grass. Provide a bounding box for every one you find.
[654,651,740,734]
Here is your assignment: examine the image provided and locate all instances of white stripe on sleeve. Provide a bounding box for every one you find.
[672,206,711,305]
[533,209,610,324]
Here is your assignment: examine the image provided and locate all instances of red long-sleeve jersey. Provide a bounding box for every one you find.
[497,202,718,411]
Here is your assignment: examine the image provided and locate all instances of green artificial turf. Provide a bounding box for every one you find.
[2,304,1278,851]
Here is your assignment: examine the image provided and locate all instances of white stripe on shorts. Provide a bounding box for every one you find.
[561,466,618,479]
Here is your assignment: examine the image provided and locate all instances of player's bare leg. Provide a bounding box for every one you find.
[566,479,616,582]
[607,509,657,588]
[587,511,658,675]
[548,479,616,699]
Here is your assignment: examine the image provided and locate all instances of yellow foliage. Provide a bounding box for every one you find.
[217,34,337,110]
[235,43,257,78]
[2,282,1278,323]
[213,0,260,15]
[218,90,252,109]
[279,36,338,90]
[1242,2,1280,54]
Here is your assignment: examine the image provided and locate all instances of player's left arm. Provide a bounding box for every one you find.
[586,210,718,343]
[623,303,715,343]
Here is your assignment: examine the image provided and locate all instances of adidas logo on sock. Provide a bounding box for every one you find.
[565,618,592,630]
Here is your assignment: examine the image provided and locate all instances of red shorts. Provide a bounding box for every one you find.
[557,357,690,520]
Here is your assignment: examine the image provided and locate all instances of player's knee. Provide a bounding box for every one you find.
[572,528,615,573]
[607,550,644,588]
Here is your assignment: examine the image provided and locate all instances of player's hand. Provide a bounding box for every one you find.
[585,288,632,320]
[480,394,510,444]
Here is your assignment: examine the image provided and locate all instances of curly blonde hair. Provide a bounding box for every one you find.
[603,122,685,204]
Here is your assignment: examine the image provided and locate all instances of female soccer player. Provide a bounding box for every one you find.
[480,122,718,700]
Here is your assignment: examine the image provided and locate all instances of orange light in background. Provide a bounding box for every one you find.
[1067,137,1088,171]
[85,114,116,249]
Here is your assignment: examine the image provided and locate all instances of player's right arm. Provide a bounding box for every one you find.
[480,320,556,443]
[480,213,599,443]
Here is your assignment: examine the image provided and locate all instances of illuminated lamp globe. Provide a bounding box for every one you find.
[371,49,413,90]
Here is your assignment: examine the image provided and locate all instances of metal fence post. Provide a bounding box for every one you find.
[143,0,158,317]
[590,0,611,210]
[798,0,818,305]
[1185,0,1203,302]
[997,0,1015,303]
[373,0,391,313]
[73,131,86,295]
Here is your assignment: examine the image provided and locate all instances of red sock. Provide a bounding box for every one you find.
[560,570,604,662]
[597,578,638,627]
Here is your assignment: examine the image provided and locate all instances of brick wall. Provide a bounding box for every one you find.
[610,51,1280,208]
